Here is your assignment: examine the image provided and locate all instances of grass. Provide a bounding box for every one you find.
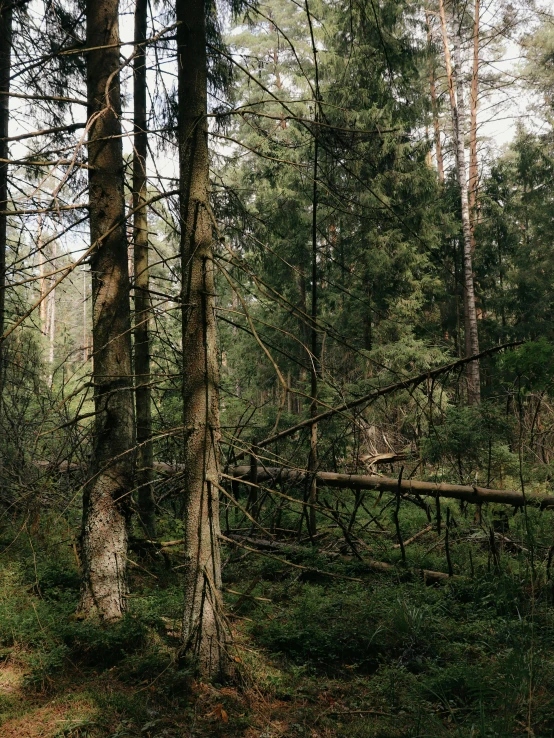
[1,493,554,737]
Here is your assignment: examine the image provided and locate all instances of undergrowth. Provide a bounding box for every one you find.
[1,498,554,736]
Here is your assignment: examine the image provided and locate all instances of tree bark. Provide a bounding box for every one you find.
[308,117,318,538]
[306,0,319,538]
[47,241,56,370]
[79,0,135,621]
[437,0,480,405]
[425,9,444,182]
[468,0,480,247]
[133,0,155,540]
[0,1,12,417]
[177,0,229,678]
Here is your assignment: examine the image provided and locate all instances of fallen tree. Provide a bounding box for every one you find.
[34,458,554,510]
[230,466,554,509]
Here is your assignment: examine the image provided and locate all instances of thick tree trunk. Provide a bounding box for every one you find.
[438,0,480,405]
[79,0,135,621]
[177,0,229,678]
[0,2,12,415]
[133,0,155,539]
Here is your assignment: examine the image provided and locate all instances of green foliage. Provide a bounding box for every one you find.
[500,338,554,391]
[421,403,517,483]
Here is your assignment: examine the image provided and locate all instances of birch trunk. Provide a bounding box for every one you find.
[79,0,135,621]
[438,0,480,405]
[177,0,229,677]
[133,0,155,539]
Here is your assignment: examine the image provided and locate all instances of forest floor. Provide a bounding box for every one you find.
[2,491,554,738]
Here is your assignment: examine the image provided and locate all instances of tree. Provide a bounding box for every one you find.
[177,0,229,676]
[0,0,13,419]
[133,0,155,540]
[437,0,480,405]
[78,0,135,621]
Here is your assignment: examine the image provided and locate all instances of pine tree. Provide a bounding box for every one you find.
[177,0,229,676]
[78,0,135,621]
[133,0,156,540]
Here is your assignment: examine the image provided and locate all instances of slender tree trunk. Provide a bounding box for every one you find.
[177,0,229,678]
[37,209,49,335]
[425,9,444,182]
[133,0,155,539]
[306,0,319,538]
[0,1,12,414]
[47,241,56,369]
[438,0,480,405]
[79,0,135,621]
[468,0,480,247]
[0,2,12,493]
[308,128,318,538]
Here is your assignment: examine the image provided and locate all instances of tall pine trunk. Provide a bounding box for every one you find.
[133,0,155,539]
[79,0,135,621]
[468,0,480,247]
[438,0,480,405]
[177,0,229,677]
[0,2,12,419]
[306,0,319,538]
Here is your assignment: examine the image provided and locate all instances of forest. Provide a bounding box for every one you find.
[1,0,554,735]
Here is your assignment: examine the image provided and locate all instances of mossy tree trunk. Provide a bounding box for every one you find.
[79,0,135,621]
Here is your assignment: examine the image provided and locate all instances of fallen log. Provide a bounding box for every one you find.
[223,533,455,583]
[34,459,554,510]
[230,466,554,509]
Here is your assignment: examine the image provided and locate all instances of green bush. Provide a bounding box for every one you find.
[59,614,149,667]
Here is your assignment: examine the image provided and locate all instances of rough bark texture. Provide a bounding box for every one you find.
[133,0,155,539]
[438,0,480,405]
[468,0,480,246]
[0,1,12,414]
[177,0,229,678]
[79,0,135,621]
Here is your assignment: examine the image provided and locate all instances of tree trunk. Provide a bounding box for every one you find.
[307,0,319,538]
[47,241,56,370]
[133,0,155,540]
[307,123,319,538]
[177,0,229,678]
[437,0,480,405]
[38,211,47,327]
[425,9,444,182]
[468,0,480,247]
[0,1,12,414]
[79,0,135,621]
[230,466,554,509]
